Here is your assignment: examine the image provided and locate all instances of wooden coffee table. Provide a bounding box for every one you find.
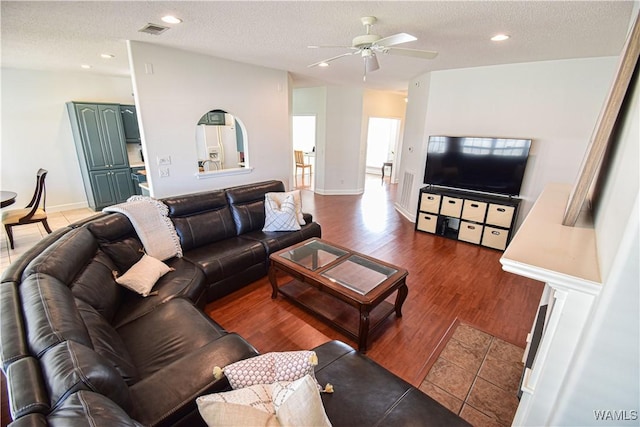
[268,238,408,352]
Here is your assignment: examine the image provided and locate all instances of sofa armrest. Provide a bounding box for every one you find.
[129,333,258,427]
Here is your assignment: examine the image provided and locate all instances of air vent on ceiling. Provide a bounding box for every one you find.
[139,23,169,35]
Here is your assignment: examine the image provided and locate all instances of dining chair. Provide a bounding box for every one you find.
[294,150,312,177]
[2,168,52,249]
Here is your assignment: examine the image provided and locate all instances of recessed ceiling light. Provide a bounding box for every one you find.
[100,53,115,59]
[161,15,182,24]
[81,64,92,69]
[491,34,510,42]
[318,62,329,67]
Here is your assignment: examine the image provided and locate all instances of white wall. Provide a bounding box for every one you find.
[361,90,407,187]
[292,87,406,194]
[550,64,639,426]
[321,86,364,195]
[0,68,134,211]
[292,87,327,191]
[396,57,618,225]
[128,41,291,198]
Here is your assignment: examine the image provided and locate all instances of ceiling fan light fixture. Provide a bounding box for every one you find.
[491,34,510,42]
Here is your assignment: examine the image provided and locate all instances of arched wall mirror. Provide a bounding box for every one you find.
[196,109,247,173]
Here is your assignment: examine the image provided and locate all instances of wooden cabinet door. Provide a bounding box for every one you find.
[75,104,109,170]
[120,105,141,143]
[98,105,129,169]
[111,168,134,204]
[89,170,117,208]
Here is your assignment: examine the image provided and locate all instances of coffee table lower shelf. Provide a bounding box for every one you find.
[278,279,396,352]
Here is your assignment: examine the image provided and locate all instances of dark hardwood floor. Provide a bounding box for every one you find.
[206,176,544,386]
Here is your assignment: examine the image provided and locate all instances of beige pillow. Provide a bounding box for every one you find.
[263,194,301,232]
[274,375,332,427]
[196,375,331,427]
[115,254,172,296]
[265,190,304,225]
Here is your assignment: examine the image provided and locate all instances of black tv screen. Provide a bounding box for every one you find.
[423,136,531,196]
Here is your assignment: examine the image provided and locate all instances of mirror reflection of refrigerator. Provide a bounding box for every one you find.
[196,123,237,171]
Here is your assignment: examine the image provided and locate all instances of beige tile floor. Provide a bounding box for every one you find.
[419,323,524,427]
[0,208,97,275]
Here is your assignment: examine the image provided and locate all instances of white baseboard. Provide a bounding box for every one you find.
[47,201,90,213]
[394,202,416,223]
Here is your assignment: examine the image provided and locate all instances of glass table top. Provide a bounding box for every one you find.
[321,255,398,295]
[278,239,348,271]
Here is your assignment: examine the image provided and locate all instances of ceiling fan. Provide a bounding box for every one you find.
[308,16,438,80]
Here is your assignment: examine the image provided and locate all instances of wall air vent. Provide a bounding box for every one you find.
[139,23,169,35]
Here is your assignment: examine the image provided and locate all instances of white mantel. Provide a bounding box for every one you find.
[500,183,603,426]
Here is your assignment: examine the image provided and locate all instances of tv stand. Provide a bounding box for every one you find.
[415,187,521,251]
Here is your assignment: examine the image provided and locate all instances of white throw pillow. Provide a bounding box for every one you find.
[197,383,275,415]
[275,375,332,427]
[265,191,305,225]
[196,375,331,427]
[115,254,172,297]
[263,194,301,232]
[197,402,279,427]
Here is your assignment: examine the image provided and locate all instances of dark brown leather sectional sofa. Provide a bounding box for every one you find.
[0,180,469,426]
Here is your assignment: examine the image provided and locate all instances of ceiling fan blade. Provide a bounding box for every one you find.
[383,47,438,59]
[365,54,380,73]
[307,51,358,68]
[308,45,356,49]
[374,32,417,48]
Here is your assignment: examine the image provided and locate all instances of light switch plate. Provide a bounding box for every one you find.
[157,156,171,165]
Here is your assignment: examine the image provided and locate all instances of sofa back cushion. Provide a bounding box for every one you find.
[225,181,285,235]
[20,274,92,358]
[163,190,237,251]
[86,213,145,273]
[40,340,132,412]
[76,299,139,385]
[22,228,99,286]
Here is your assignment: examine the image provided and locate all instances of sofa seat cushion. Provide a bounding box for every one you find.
[183,237,266,284]
[112,257,207,328]
[116,298,227,379]
[312,340,471,427]
[129,333,258,427]
[240,222,322,256]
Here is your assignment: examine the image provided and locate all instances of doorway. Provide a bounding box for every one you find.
[292,115,316,190]
[366,117,401,183]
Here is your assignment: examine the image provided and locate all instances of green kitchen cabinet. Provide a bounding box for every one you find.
[88,169,134,208]
[120,105,141,143]
[67,102,134,210]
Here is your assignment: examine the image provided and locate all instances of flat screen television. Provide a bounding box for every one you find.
[423,136,531,197]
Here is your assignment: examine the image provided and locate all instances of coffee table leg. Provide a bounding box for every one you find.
[395,283,408,317]
[358,307,371,353]
[268,265,278,299]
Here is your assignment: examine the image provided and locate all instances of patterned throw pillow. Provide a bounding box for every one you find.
[215,350,318,389]
[265,190,305,225]
[262,194,301,232]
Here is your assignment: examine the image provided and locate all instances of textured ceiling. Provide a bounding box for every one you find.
[1,1,636,91]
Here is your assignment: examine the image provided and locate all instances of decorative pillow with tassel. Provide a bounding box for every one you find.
[213,350,333,393]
